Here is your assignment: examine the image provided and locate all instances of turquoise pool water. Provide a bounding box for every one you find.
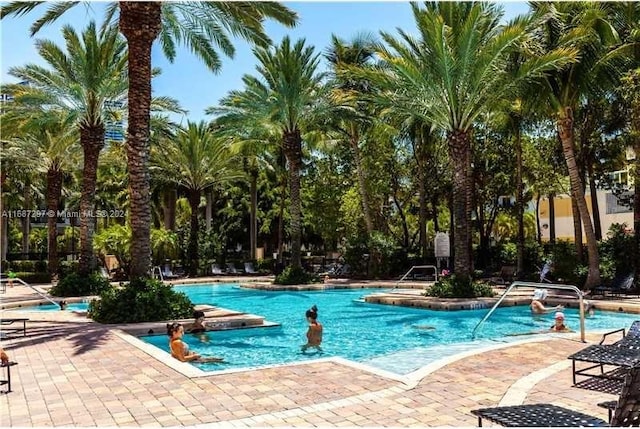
[11,302,89,311]
[140,284,640,375]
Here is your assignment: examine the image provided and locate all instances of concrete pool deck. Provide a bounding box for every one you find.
[1,277,638,427]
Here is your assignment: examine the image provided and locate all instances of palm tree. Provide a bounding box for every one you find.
[151,121,242,276]
[2,110,80,277]
[1,1,298,278]
[354,2,575,277]
[325,33,380,237]
[530,2,625,289]
[6,22,128,276]
[210,37,326,269]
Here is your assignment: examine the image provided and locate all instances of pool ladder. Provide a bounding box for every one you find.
[470,281,586,342]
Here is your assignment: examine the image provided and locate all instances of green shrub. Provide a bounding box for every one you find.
[58,260,79,279]
[88,277,193,323]
[13,272,51,284]
[274,266,320,285]
[50,272,112,297]
[425,274,495,298]
[8,260,37,272]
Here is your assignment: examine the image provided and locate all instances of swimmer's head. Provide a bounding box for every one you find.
[306,305,318,321]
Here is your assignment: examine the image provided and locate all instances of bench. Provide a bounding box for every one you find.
[0,361,18,393]
[0,318,28,338]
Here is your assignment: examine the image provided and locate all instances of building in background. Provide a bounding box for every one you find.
[538,147,636,242]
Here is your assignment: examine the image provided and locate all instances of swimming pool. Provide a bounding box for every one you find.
[10,302,89,311]
[140,284,639,375]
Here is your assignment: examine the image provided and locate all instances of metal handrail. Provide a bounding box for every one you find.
[0,277,60,307]
[471,281,586,342]
[395,265,438,288]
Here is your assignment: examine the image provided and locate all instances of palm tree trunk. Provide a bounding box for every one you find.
[47,169,63,278]
[418,171,428,262]
[250,168,258,260]
[515,126,524,277]
[535,194,542,244]
[587,164,602,240]
[163,188,177,230]
[447,129,473,277]
[119,1,162,279]
[351,132,374,235]
[549,193,556,244]
[187,189,200,276]
[557,108,600,289]
[78,125,105,276]
[205,191,213,230]
[21,181,30,255]
[432,196,440,232]
[283,129,302,269]
[571,196,583,261]
[1,170,7,262]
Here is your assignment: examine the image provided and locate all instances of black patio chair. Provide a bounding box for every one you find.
[568,321,640,386]
[592,274,636,298]
[470,362,640,427]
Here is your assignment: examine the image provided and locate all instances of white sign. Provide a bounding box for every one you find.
[434,232,450,258]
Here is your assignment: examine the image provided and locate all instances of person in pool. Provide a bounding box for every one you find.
[550,312,572,332]
[167,322,223,363]
[186,310,210,342]
[302,305,323,352]
[530,289,563,314]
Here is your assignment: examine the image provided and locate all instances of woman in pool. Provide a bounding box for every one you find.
[302,305,323,352]
[530,289,563,314]
[167,322,223,363]
[186,310,210,342]
[550,312,572,332]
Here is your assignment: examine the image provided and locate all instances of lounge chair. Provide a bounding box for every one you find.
[244,262,258,274]
[568,321,640,386]
[592,274,636,298]
[161,264,181,280]
[0,318,28,338]
[489,266,517,286]
[226,263,243,275]
[211,264,225,275]
[470,362,640,427]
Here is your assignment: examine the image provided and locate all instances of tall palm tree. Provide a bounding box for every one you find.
[6,22,128,276]
[210,37,326,269]
[530,2,625,289]
[325,33,379,237]
[151,121,242,276]
[2,111,80,277]
[355,2,576,277]
[1,1,298,278]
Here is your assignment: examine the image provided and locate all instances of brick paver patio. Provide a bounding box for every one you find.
[0,281,631,427]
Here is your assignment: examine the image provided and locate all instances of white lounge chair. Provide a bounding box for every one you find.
[211,264,224,275]
[244,262,258,274]
[226,263,242,275]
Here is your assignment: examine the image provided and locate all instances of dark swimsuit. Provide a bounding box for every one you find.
[190,328,206,334]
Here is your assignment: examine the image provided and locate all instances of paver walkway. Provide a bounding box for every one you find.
[0,281,630,427]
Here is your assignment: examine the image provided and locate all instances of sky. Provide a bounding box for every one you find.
[1,1,530,124]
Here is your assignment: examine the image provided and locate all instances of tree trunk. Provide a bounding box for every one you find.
[447,129,473,277]
[515,125,525,277]
[418,171,428,262]
[549,193,556,244]
[205,191,213,230]
[47,169,63,278]
[187,189,200,277]
[350,131,374,235]
[21,181,30,255]
[432,196,440,233]
[587,164,602,240]
[78,125,105,276]
[0,170,7,262]
[557,108,600,289]
[163,188,177,230]
[535,194,542,244]
[283,129,302,268]
[250,168,258,260]
[119,1,162,279]
[571,196,584,262]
